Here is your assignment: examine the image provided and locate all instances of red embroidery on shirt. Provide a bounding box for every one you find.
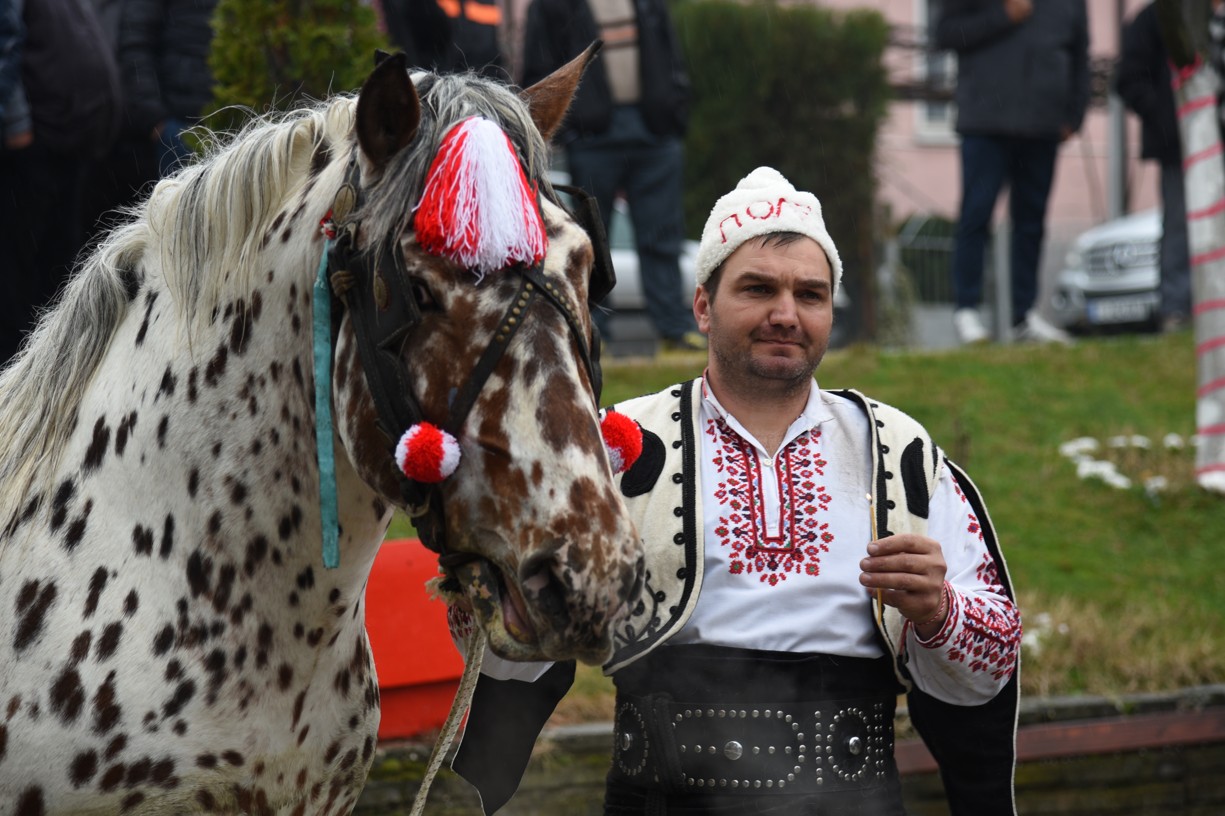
[944,554,1021,680]
[953,479,984,542]
[707,418,833,584]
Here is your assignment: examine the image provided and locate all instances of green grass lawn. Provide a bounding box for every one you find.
[391,330,1225,712]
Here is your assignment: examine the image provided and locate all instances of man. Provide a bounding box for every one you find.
[80,0,219,241]
[1,0,120,365]
[1116,1,1192,333]
[520,0,703,353]
[379,0,508,81]
[452,168,1022,816]
[936,0,1089,345]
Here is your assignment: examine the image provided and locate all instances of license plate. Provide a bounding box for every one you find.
[1086,293,1159,324]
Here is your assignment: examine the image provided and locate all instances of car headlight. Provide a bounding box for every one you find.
[1063,246,1084,271]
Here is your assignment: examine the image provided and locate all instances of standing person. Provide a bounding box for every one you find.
[520,0,704,353]
[80,0,219,240]
[1116,1,1192,333]
[379,0,509,80]
[936,0,1089,345]
[1,0,121,365]
[450,168,1023,816]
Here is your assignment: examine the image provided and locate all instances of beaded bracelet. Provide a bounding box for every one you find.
[918,582,950,628]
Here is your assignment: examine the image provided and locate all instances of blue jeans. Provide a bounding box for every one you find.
[566,106,694,340]
[950,134,1059,325]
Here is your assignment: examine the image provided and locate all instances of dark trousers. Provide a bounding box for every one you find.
[1158,160,1192,320]
[950,134,1059,325]
[566,105,695,340]
[0,144,86,364]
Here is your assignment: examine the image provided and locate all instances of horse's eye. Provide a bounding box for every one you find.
[410,279,438,310]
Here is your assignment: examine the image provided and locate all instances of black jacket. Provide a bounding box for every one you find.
[519,0,689,142]
[1115,3,1181,164]
[935,0,1089,139]
[119,0,217,138]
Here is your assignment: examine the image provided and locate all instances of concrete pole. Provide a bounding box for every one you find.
[1108,0,1130,219]
[1156,0,1225,493]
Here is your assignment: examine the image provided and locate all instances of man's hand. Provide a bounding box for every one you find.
[1004,0,1033,24]
[859,533,948,635]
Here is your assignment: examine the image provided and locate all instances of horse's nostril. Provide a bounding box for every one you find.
[519,555,568,623]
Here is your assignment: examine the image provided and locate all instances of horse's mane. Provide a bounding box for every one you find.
[0,69,551,524]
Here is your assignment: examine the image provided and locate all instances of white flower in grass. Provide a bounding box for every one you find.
[1059,437,1099,459]
[1128,435,1151,449]
[1144,475,1168,496]
[1163,433,1185,450]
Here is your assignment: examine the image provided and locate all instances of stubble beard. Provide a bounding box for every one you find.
[709,329,827,401]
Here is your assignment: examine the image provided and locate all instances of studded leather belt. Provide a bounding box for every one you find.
[611,691,897,795]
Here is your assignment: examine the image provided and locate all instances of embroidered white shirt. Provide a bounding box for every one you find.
[672,378,1019,704]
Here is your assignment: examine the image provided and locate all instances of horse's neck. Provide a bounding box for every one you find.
[56,249,390,635]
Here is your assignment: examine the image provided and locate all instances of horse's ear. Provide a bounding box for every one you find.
[356,52,420,169]
[519,41,602,143]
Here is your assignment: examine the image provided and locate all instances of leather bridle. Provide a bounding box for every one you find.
[321,151,616,563]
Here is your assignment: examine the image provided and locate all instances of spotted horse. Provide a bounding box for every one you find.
[0,48,645,815]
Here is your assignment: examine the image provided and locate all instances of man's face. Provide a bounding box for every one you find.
[694,235,834,395]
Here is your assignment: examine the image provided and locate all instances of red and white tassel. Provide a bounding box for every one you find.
[396,422,462,483]
[601,411,643,474]
[414,117,547,276]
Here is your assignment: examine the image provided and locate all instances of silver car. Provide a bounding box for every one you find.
[1049,209,1162,332]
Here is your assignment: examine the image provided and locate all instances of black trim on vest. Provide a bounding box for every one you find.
[674,380,700,620]
[621,428,665,497]
[901,437,931,519]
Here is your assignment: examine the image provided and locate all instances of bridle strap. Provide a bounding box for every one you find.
[444,274,537,435]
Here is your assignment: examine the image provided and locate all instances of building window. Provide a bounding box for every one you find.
[917,0,956,141]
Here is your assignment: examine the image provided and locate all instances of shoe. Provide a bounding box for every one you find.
[659,331,708,353]
[1015,311,1073,345]
[1161,314,1190,334]
[953,308,990,345]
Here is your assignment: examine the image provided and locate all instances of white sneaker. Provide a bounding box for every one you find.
[953,308,990,345]
[1015,311,1073,345]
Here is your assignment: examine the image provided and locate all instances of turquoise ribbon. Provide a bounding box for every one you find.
[313,241,340,569]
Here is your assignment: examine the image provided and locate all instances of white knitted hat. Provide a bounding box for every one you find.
[695,166,842,291]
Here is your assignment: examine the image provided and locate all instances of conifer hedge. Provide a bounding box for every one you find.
[672,0,890,320]
[207,0,388,131]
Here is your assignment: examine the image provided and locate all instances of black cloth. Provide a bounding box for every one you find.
[0,142,85,363]
[1115,2,1182,164]
[119,0,218,139]
[18,0,121,157]
[606,646,906,816]
[382,0,507,80]
[934,0,1089,139]
[519,0,689,143]
[451,661,577,815]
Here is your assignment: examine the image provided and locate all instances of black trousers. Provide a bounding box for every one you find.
[0,143,86,364]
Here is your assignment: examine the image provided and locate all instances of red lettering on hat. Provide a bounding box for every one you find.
[745,200,776,221]
[717,213,743,243]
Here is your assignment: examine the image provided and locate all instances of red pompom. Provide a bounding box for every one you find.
[601,411,643,474]
[395,422,462,483]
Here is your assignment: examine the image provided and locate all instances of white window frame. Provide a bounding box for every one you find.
[914,0,957,145]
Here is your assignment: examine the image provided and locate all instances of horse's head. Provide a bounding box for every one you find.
[328,51,643,665]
